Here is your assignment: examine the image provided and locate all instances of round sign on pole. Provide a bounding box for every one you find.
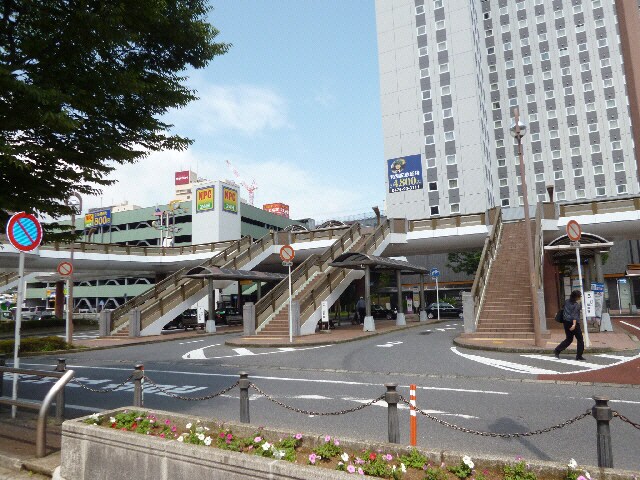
[6,212,43,252]
[279,245,295,262]
[566,219,582,242]
[57,261,73,277]
[430,268,440,278]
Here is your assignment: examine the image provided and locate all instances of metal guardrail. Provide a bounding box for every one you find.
[470,208,503,329]
[0,359,74,458]
[39,239,238,257]
[409,212,486,232]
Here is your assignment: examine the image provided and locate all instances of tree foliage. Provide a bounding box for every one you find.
[446,251,482,276]
[0,0,229,238]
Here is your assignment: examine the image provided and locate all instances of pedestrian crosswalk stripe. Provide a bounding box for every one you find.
[450,348,558,374]
[520,354,600,369]
[595,354,630,361]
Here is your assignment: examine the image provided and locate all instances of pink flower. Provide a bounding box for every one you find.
[334,439,340,446]
[225,438,231,444]
[171,426,177,432]
[355,457,365,465]
[159,433,165,438]
[324,435,331,442]
[347,465,356,473]
[219,432,225,438]
[165,419,171,425]
[577,477,588,480]
[295,433,302,440]
[254,436,262,443]
[384,454,393,461]
[226,433,233,440]
[309,453,318,465]
[358,468,364,475]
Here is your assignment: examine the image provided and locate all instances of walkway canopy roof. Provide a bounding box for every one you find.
[546,232,612,262]
[184,266,286,282]
[329,252,430,274]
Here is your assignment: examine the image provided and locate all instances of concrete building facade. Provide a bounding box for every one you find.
[377,0,640,219]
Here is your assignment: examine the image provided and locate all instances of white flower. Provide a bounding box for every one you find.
[401,463,407,473]
[185,423,192,429]
[584,471,591,479]
[568,459,578,469]
[90,413,100,421]
[392,466,396,472]
[177,436,184,443]
[204,436,212,446]
[341,452,350,462]
[262,442,271,451]
[273,450,286,460]
[463,456,474,469]
[197,433,205,441]
[109,417,116,424]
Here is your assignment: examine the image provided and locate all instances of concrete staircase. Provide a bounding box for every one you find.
[474,221,536,339]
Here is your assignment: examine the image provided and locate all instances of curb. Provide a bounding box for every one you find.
[9,327,243,358]
[224,319,452,348]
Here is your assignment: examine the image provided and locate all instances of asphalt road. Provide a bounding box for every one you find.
[6,320,640,471]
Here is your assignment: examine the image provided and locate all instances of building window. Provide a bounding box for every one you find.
[543,71,553,80]
[564,86,573,95]
[444,131,455,141]
[485,29,493,37]
[446,154,456,165]
[583,82,593,92]
[552,150,561,159]
[554,170,564,180]
[576,24,585,33]
[573,4,582,13]
[487,46,495,55]
[533,153,543,162]
[428,181,438,191]
[450,203,460,214]
[593,165,604,175]
[437,41,447,52]
[538,32,547,42]
[434,0,443,8]
[535,173,544,182]
[588,123,598,133]
[597,38,608,48]
[421,68,430,78]
[416,5,425,14]
[441,85,451,96]
[571,147,581,156]
[422,90,431,100]
[505,60,514,69]
[436,19,445,30]
[529,113,538,122]
[536,14,545,24]
[492,101,501,110]
[514,156,520,166]
[531,132,540,142]
[613,162,625,172]
[419,46,429,57]
[520,36,529,46]
[586,103,596,112]
[596,186,606,196]
[591,144,601,154]
[525,75,534,84]
[609,119,619,129]
[603,78,613,88]
[501,198,510,207]
[606,99,616,109]
[483,12,491,20]
[549,130,559,139]
[545,90,555,99]
[611,141,621,150]
[489,64,497,73]
[498,158,506,167]
[500,6,508,15]
[427,157,437,168]
[439,63,449,73]
[509,98,518,107]
[494,120,502,128]
[566,106,576,116]
[569,126,578,136]
[578,43,588,52]
[448,179,458,189]
[576,189,586,199]
[617,184,627,194]
[556,191,566,201]
[523,56,532,65]
[424,112,433,122]
[507,79,516,88]
[417,26,427,36]
[554,9,564,19]
[592,0,602,8]
[425,135,435,145]
[600,58,611,68]
[557,28,566,37]
[561,67,571,76]
[504,42,512,51]
[574,168,583,177]
[499,178,508,187]
[547,109,557,119]
[443,108,452,118]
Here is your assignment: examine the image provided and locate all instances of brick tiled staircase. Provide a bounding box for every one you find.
[258,275,324,337]
[474,221,536,339]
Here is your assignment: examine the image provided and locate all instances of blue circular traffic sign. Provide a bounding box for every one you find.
[6,212,43,252]
[430,268,440,278]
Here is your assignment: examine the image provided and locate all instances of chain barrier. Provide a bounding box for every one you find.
[143,376,239,401]
[70,374,134,393]
[613,411,640,430]
[250,383,385,416]
[399,395,591,438]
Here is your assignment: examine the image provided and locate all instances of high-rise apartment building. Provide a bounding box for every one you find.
[376,0,640,219]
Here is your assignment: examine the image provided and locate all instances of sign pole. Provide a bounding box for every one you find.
[575,245,591,347]
[436,277,440,321]
[288,263,292,343]
[616,279,622,313]
[12,252,25,418]
[66,211,75,344]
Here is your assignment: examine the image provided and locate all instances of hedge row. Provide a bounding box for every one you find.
[0,336,72,355]
[0,318,98,333]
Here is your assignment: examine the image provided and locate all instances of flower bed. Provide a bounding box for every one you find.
[60,408,638,480]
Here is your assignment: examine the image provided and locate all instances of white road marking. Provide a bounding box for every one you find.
[620,321,640,332]
[376,341,403,348]
[178,339,208,345]
[233,348,256,356]
[18,362,510,395]
[521,355,601,369]
[595,354,630,361]
[450,347,559,374]
[339,397,478,418]
[182,344,334,360]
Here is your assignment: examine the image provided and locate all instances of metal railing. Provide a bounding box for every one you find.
[0,360,75,458]
[39,239,238,257]
[470,208,503,328]
[0,272,19,288]
[409,212,486,232]
[559,195,640,217]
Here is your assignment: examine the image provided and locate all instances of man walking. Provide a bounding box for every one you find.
[356,296,366,325]
[554,290,586,360]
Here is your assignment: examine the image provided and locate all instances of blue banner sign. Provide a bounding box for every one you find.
[387,154,424,193]
[84,209,111,228]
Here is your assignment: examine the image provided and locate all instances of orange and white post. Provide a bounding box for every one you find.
[410,384,417,446]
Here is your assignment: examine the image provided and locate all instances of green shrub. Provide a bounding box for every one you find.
[0,318,65,332]
[398,448,428,469]
[424,466,447,480]
[504,461,537,480]
[0,336,72,354]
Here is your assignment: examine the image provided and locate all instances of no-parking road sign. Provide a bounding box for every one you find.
[57,261,73,277]
[279,245,295,262]
[566,219,582,242]
[6,212,43,252]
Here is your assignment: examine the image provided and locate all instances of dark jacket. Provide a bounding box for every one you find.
[563,299,581,323]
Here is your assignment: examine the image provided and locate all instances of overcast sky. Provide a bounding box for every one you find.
[83,1,385,222]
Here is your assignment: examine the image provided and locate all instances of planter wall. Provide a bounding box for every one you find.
[60,407,639,480]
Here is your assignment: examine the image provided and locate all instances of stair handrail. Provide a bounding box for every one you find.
[534,202,544,290]
[470,208,503,328]
[110,235,254,330]
[297,219,390,321]
[136,233,276,331]
[42,239,238,256]
[254,223,362,331]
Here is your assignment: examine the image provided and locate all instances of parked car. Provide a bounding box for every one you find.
[0,311,12,321]
[425,302,463,319]
[371,304,397,320]
[35,309,60,321]
[163,309,207,331]
[214,307,243,325]
[21,306,47,320]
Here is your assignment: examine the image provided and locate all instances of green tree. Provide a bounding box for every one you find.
[446,251,482,275]
[0,0,229,238]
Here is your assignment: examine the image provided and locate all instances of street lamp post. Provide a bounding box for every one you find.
[65,193,82,344]
[510,108,543,347]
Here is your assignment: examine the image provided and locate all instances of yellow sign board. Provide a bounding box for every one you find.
[196,187,214,213]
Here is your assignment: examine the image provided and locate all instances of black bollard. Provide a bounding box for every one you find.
[239,372,250,424]
[133,364,144,407]
[0,355,5,399]
[592,396,614,468]
[54,358,66,421]
[385,383,400,444]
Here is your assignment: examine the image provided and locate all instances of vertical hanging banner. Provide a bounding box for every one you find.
[387,154,424,193]
[222,187,239,214]
[196,186,214,213]
[591,282,604,319]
